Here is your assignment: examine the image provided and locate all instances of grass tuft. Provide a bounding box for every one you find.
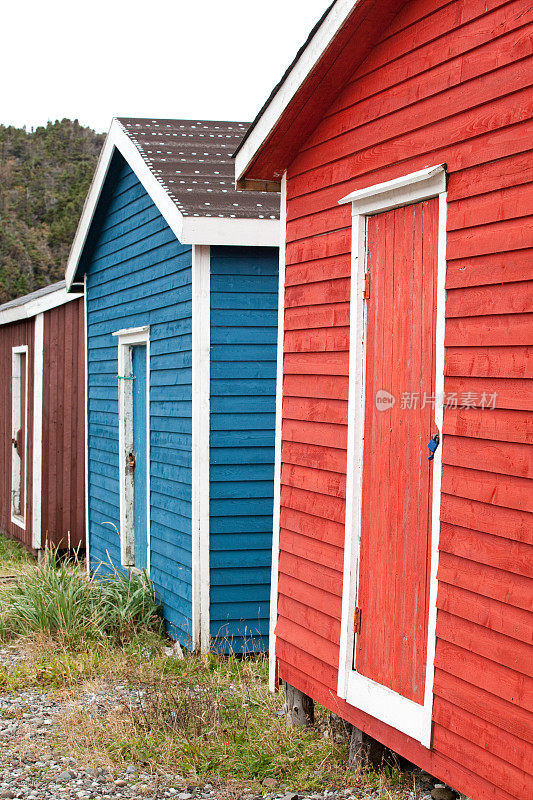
[0,547,164,646]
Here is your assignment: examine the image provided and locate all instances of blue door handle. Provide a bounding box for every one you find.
[427,433,440,461]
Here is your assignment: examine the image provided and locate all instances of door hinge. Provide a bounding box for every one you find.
[353,606,362,634]
[363,273,370,300]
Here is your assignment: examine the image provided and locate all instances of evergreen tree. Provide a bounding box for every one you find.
[0,119,104,303]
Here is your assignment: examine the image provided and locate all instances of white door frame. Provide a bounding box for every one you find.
[11,345,29,529]
[337,165,447,748]
[113,326,151,572]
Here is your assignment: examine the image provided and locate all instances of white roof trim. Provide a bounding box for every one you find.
[339,164,446,213]
[234,0,359,184]
[0,286,79,326]
[181,217,279,247]
[66,119,279,290]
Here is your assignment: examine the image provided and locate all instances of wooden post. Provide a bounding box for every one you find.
[348,726,389,769]
[284,683,314,727]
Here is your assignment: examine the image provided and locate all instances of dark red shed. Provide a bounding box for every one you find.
[0,282,85,552]
[236,2,532,799]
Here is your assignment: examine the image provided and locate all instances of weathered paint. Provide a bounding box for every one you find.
[209,246,278,652]
[132,344,148,571]
[41,298,85,549]
[85,152,279,650]
[356,200,438,704]
[259,1,533,798]
[85,153,194,644]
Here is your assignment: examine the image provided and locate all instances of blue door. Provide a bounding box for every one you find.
[132,345,148,570]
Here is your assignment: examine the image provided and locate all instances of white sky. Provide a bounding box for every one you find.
[1,0,332,133]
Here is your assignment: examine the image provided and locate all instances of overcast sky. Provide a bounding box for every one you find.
[2,0,332,133]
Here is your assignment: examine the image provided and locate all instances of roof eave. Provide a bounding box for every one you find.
[234,0,359,185]
[0,285,79,327]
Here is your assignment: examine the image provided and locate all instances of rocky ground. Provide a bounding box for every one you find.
[0,647,463,800]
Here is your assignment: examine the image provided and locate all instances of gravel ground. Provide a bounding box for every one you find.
[0,647,462,800]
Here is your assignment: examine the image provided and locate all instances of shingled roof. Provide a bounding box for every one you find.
[66,117,280,290]
[117,118,280,221]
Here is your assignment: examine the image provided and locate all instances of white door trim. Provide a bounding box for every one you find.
[269,173,287,691]
[113,326,151,572]
[191,244,211,653]
[337,165,447,748]
[11,345,29,530]
[32,314,44,549]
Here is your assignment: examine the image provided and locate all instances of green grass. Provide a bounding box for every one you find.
[0,531,33,575]
[0,537,413,795]
[0,547,164,645]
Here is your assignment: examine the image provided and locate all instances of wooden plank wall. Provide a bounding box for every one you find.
[85,153,194,645]
[209,245,278,652]
[276,1,533,798]
[41,298,85,548]
[0,318,34,549]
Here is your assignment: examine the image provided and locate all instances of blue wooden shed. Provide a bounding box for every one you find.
[65,118,280,652]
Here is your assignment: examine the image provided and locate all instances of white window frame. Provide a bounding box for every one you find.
[11,345,29,529]
[337,165,447,748]
[113,326,151,572]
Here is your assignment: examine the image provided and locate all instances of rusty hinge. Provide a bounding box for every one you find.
[363,273,370,300]
[353,606,362,634]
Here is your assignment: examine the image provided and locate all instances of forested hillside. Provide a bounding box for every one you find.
[0,120,104,303]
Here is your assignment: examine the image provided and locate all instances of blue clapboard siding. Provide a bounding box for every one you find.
[209,246,278,652]
[85,152,193,644]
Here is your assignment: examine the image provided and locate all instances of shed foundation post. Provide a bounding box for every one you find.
[284,683,314,727]
[348,727,389,769]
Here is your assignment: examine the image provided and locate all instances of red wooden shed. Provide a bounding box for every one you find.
[0,281,85,553]
[235,2,533,799]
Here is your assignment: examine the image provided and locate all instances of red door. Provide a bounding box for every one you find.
[354,199,439,705]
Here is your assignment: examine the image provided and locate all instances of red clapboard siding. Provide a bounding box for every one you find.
[280,506,345,547]
[278,594,340,643]
[0,318,34,550]
[277,572,343,621]
[444,346,533,379]
[445,280,533,317]
[431,723,532,800]
[41,299,85,548]
[442,435,532,478]
[444,313,533,347]
[436,610,533,676]
[282,418,347,449]
[432,696,532,776]
[284,351,349,376]
[445,249,533,289]
[433,668,533,746]
[440,465,533,512]
[437,552,533,611]
[437,582,533,644]
[281,440,347,473]
[442,407,532,444]
[439,494,533,544]
[273,1,533,798]
[434,639,533,712]
[439,523,533,578]
[280,528,343,572]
